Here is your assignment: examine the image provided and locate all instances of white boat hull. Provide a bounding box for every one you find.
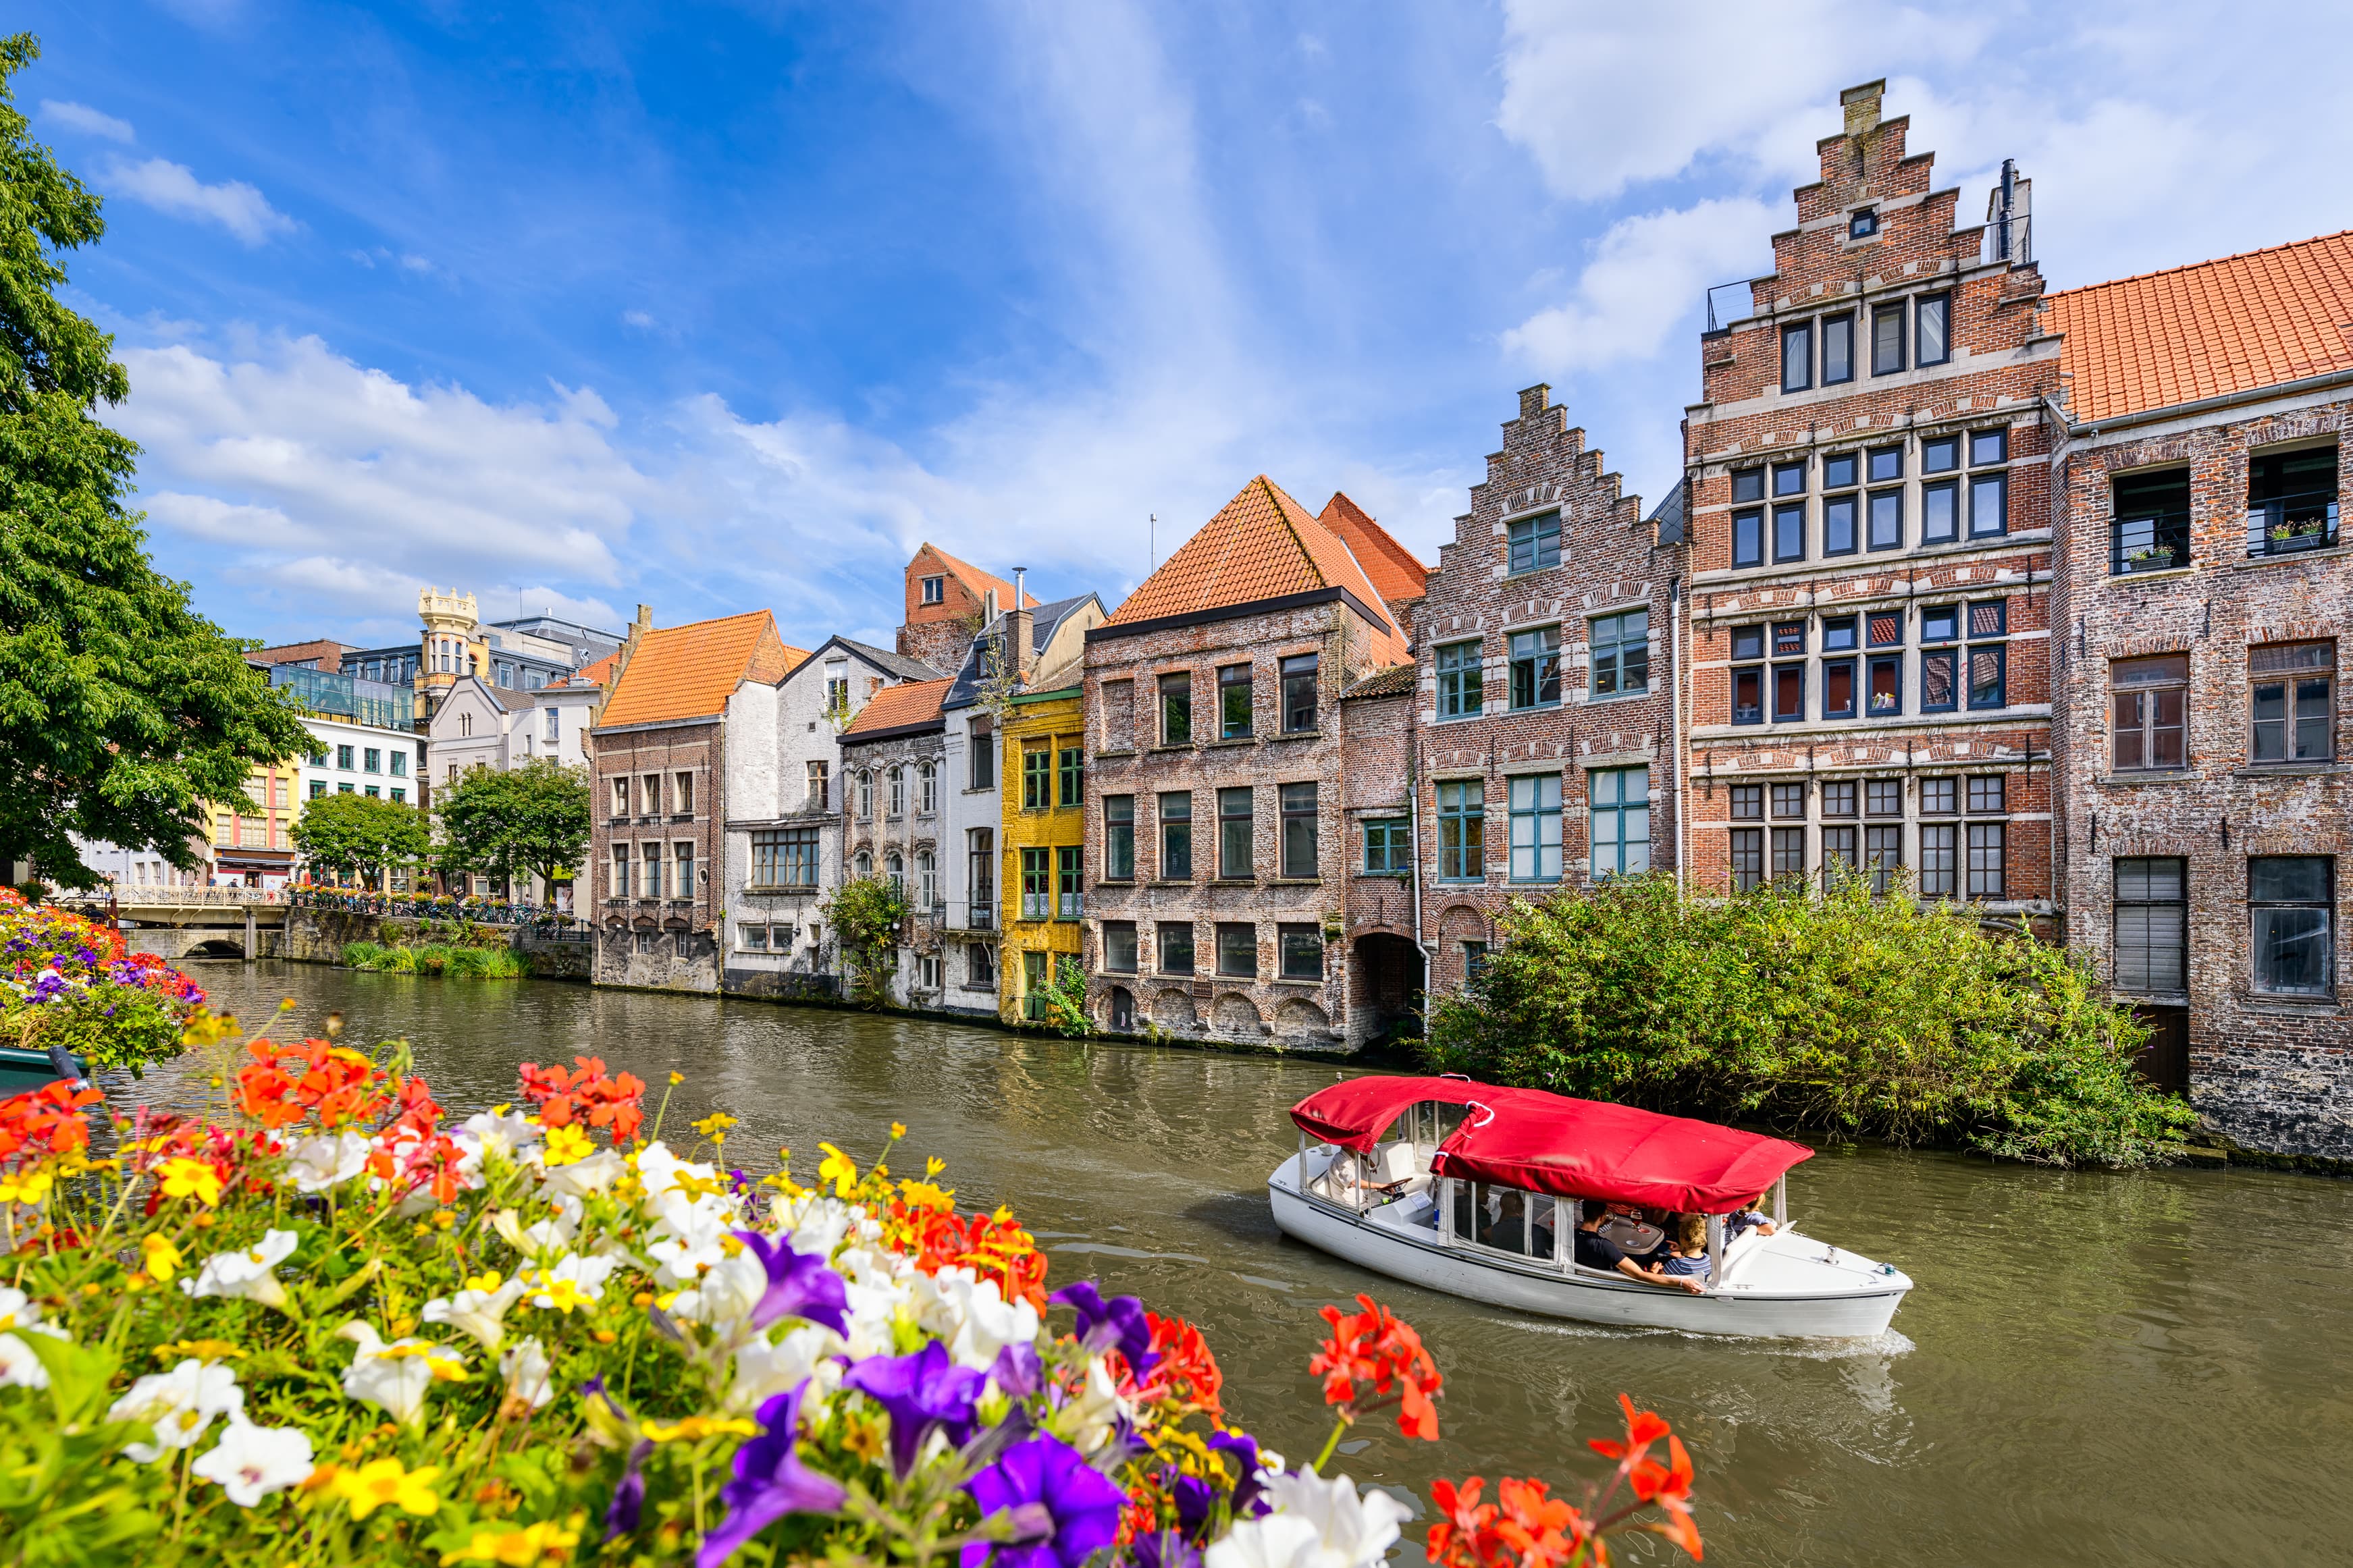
[1269,1154,1909,1340]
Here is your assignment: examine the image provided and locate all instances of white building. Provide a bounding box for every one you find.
[720,637,941,997]
[425,655,614,902]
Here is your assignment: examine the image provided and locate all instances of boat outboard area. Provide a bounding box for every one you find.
[1269,1075,1913,1340]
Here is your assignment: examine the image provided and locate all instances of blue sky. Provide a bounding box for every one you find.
[23,1,2353,652]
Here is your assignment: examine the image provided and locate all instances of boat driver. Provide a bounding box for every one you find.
[1574,1204,1707,1295]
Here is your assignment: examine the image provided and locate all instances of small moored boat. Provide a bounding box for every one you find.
[1269,1075,1911,1339]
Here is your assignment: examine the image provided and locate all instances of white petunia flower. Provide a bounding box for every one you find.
[109,1359,245,1463]
[1049,1355,1133,1456]
[774,1191,858,1257]
[284,1131,371,1193]
[191,1420,315,1506]
[539,1147,623,1197]
[421,1275,531,1352]
[181,1229,300,1309]
[336,1322,467,1428]
[499,1336,555,1409]
[666,1248,766,1327]
[1204,1469,1412,1568]
[910,1268,1042,1372]
[1205,1514,1326,1568]
[490,1201,581,1264]
[526,1251,622,1308]
[729,1323,844,1412]
[455,1108,543,1170]
[0,1287,66,1390]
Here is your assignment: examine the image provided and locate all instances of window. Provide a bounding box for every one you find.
[1970,429,2007,468]
[1774,462,1805,499]
[887,766,905,817]
[918,850,938,909]
[968,943,996,988]
[1508,510,1562,574]
[1217,786,1254,878]
[364,784,379,798]
[1919,824,1956,897]
[1968,600,2007,710]
[1733,507,1764,568]
[310,780,327,800]
[1589,767,1648,877]
[2113,468,2191,573]
[1821,780,1857,817]
[643,843,664,900]
[2248,444,2339,555]
[2251,858,2332,995]
[740,921,770,953]
[1730,624,1764,724]
[1364,819,1410,873]
[884,849,902,891]
[752,828,820,888]
[458,713,473,738]
[1219,664,1254,739]
[1278,924,1324,981]
[338,782,354,794]
[1437,640,1483,719]
[1773,502,1805,563]
[1822,826,1857,877]
[917,954,943,991]
[2251,643,2335,763]
[1868,488,1903,551]
[362,747,381,774]
[611,777,629,817]
[826,673,849,718]
[1159,792,1193,879]
[612,845,631,898]
[808,759,830,809]
[2115,859,2187,996]
[1509,627,1561,709]
[1966,824,2005,898]
[1871,302,1905,375]
[1772,828,1807,881]
[1770,782,1805,818]
[1921,776,1957,815]
[1057,746,1082,809]
[1057,846,1082,919]
[968,828,994,914]
[1864,825,1903,896]
[921,574,945,605]
[1461,941,1490,981]
[1104,796,1135,880]
[542,708,559,745]
[854,850,872,880]
[1824,655,1857,719]
[970,718,995,788]
[1105,921,1139,973]
[1020,848,1051,920]
[1730,828,1764,891]
[1507,774,1563,882]
[1822,313,1854,384]
[337,745,354,770]
[1438,780,1484,880]
[1022,743,1051,809]
[1780,320,1812,392]
[1923,477,1959,545]
[1868,778,1905,817]
[1281,653,1319,732]
[1922,435,1959,473]
[1967,775,2007,815]
[920,762,938,815]
[635,929,658,956]
[1159,672,1192,745]
[1969,472,2008,539]
[1916,293,1951,367]
[857,770,873,819]
[1216,923,1257,978]
[1729,784,1763,820]
[1279,782,1319,877]
[1772,661,1804,722]
[1590,610,1648,696]
[1849,207,1878,239]
[1158,921,1195,975]
[644,774,664,813]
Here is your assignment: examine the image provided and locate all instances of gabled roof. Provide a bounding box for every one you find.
[1317,493,1429,605]
[922,545,1037,611]
[596,612,808,728]
[833,637,945,682]
[1101,477,1410,664]
[841,676,951,740]
[553,650,618,690]
[942,592,1104,711]
[1645,481,1686,546]
[2048,228,2353,425]
[1342,664,1418,700]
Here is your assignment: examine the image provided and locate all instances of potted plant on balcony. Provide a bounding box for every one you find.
[2123,543,2177,572]
[2270,517,2329,551]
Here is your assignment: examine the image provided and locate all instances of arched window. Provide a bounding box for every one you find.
[884,850,903,890]
[855,850,872,880]
[918,761,936,815]
[857,771,872,819]
[916,849,936,907]
[888,766,905,817]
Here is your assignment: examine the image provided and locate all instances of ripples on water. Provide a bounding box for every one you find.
[143,963,2353,1567]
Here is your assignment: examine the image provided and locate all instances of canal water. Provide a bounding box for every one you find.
[157,963,2350,1566]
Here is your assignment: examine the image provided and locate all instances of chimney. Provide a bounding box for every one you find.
[1004,568,1034,683]
[1841,80,1884,140]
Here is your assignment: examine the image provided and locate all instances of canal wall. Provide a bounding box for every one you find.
[280,909,594,982]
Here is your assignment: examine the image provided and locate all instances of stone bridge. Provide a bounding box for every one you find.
[58,891,287,961]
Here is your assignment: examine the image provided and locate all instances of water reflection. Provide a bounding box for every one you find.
[146,962,2353,1566]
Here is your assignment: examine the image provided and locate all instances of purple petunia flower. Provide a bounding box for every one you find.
[1133,1529,1203,1568]
[1047,1281,1157,1380]
[697,1380,849,1568]
[960,1432,1126,1568]
[1209,1429,1269,1519]
[730,1230,851,1335]
[989,1342,1043,1401]
[606,1438,654,1539]
[841,1341,986,1478]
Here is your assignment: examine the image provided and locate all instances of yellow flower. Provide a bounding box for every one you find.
[640,1415,758,1444]
[534,1278,591,1315]
[691,1111,737,1138]
[463,1269,505,1293]
[334,1457,443,1519]
[375,1344,473,1382]
[889,1121,907,1140]
[157,1339,243,1362]
[541,1125,592,1168]
[817,1143,857,1197]
[438,1519,582,1566]
[668,1072,683,1086]
[924,1156,946,1179]
[898,1179,955,1213]
[140,1233,183,1282]
[155,1157,224,1207]
[0,1166,55,1206]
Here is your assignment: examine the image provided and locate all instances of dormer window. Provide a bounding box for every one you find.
[921,575,946,605]
[1849,207,1878,240]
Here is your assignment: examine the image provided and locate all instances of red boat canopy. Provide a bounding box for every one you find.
[1290,1075,1812,1215]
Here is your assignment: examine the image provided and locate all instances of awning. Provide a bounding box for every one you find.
[1290,1075,1812,1214]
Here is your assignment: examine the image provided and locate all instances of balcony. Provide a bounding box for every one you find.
[2113,511,2190,574]
[2247,495,2339,557]
[967,902,996,930]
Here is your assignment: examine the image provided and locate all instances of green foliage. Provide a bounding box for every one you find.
[340,940,525,979]
[1422,873,2194,1168]
[0,35,312,889]
[289,792,430,885]
[820,875,907,1006]
[1036,954,1092,1038]
[1,1336,165,1567]
[431,759,590,895]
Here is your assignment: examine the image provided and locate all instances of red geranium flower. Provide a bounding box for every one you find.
[1308,1293,1442,1440]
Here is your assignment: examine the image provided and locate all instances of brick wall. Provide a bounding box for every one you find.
[898,545,995,674]
[587,720,725,990]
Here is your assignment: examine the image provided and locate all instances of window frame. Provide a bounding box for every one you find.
[1822,313,1855,385]
[1279,782,1319,878]
[1508,626,1562,711]
[1508,510,1563,575]
[1103,921,1139,975]
[2250,643,2336,765]
[1437,778,1485,881]
[1157,921,1195,977]
[1589,766,1650,879]
[1021,743,1051,811]
[1363,817,1410,873]
[1824,491,1858,556]
[1281,653,1320,733]
[1278,923,1325,981]
[1218,662,1254,740]
[1103,794,1136,880]
[1057,745,1083,809]
[1217,786,1255,880]
[1158,671,1192,746]
[1729,827,1764,892]
[1732,508,1764,569]
[2111,655,2190,772]
[1215,922,1258,979]
[2250,857,2333,997]
[1916,292,1952,367]
[1965,823,2005,899]
[1055,846,1082,919]
[2113,857,2188,998]
[1871,302,1906,375]
[1436,639,1484,720]
[1506,773,1563,884]
[1780,319,1813,393]
[1159,790,1194,880]
[1589,610,1649,697]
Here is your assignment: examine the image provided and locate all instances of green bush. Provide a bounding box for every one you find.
[1421,873,2194,1168]
[340,940,521,979]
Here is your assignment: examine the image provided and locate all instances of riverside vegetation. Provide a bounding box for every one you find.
[1425,873,2192,1168]
[340,942,531,980]
[0,890,207,1073]
[0,1011,1704,1567]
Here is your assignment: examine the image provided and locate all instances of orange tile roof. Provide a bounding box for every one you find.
[841,676,951,738]
[2049,229,2353,424]
[1103,477,1411,664]
[555,650,618,689]
[925,545,1038,610]
[1318,491,1430,605]
[596,611,797,728]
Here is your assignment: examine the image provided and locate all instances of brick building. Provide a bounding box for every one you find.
[1412,385,1676,994]
[2046,231,2353,1155]
[839,678,955,1006]
[1681,82,2057,923]
[895,543,1036,676]
[588,611,805,990]
[1083,477,1419,1048]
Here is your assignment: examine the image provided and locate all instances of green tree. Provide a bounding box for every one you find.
[433,759,591,898]
[0,34,311,888]
[821,874,908,1007]
[290,792,431,888]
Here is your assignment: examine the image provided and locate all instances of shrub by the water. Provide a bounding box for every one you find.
[1422,873,2192,1168]
[342,941,525,979]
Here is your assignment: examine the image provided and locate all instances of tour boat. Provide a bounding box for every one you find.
[1268,1075,1911,1339]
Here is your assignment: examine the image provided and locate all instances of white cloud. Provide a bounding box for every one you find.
[103,156,296,244]
[1503,197,1776,373]
[38,100,135,143]
[620,309,656,329]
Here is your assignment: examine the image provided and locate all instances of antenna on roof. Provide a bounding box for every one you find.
[1149,513,1156,574]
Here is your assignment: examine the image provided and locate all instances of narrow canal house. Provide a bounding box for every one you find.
[1411,384,1677,997]
[1082,477,1418,1047]
[1681,82,2057,921]
[720,634,941,998]
[837,678,954,1007]
[587,611,806,990]
[2045,231,2353,1156]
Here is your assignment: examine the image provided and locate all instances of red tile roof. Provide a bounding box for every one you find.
[555,650,619,689]
[1103,477,1411,664]
[1317,491,1430,605]
[841,676,951,737]
[596,612,808,728]
[2049,229,2353,424]
[924,545,1037,610]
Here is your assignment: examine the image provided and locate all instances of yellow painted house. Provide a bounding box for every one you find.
[999,683,1087,1023]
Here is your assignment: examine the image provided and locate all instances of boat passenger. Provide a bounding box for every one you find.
[1574,1206,1706,1295]
[1656,1214,1712,1284]
[1724,1191,1778,1241]
[1480,1193,1556,1259]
